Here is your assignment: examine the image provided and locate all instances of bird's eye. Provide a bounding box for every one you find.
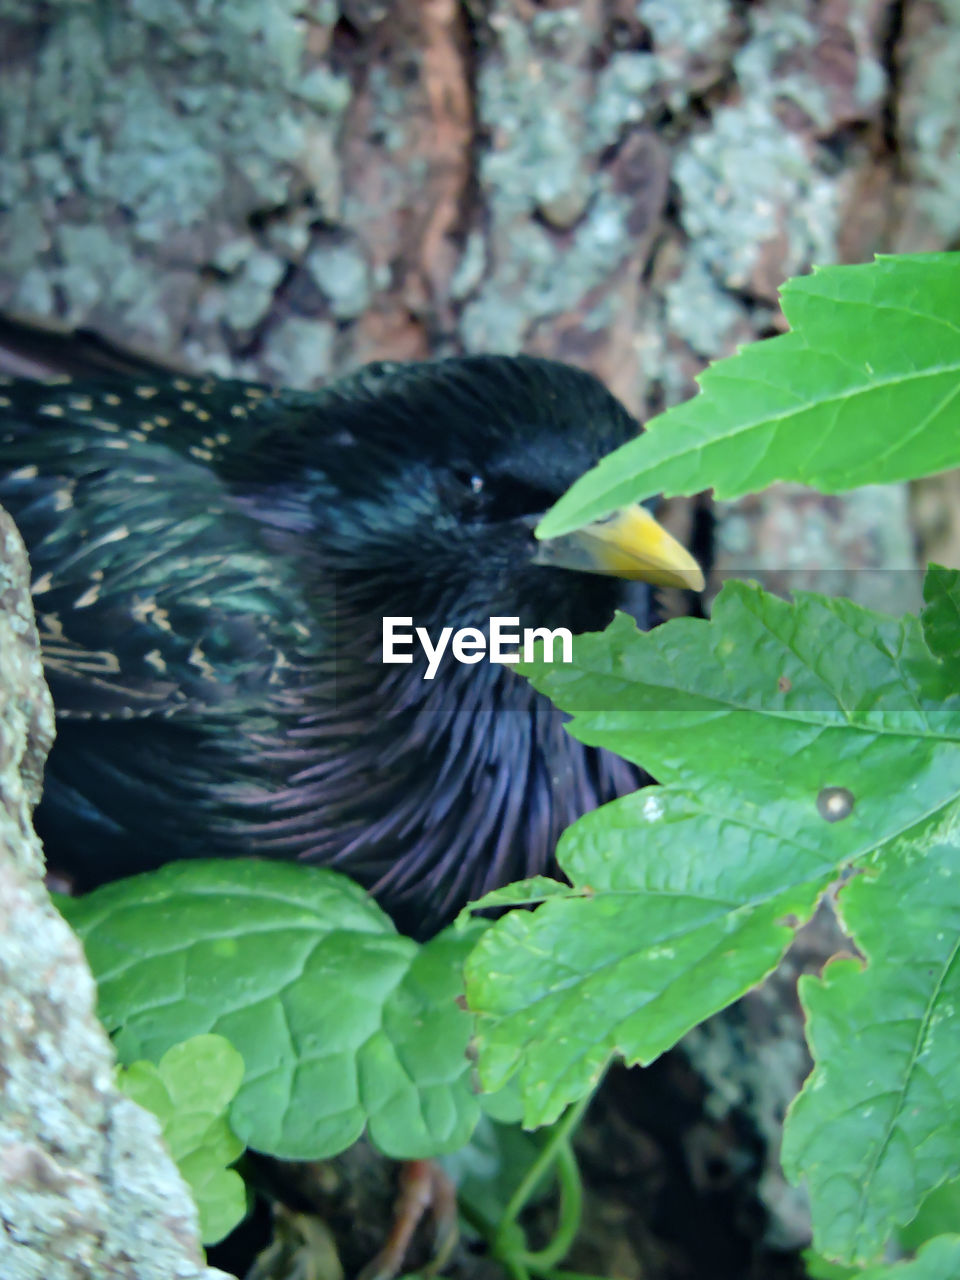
[447,468,556,521]
[449,467,484,495]
[484,476,558,522]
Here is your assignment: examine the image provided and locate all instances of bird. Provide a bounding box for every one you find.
[0,316,704,939]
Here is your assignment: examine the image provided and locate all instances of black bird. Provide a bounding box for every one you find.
[0,319,703,937]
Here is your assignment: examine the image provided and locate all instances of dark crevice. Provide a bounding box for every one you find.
[878,0,907,160]
[247,194,316,236]
[231,260,302,362]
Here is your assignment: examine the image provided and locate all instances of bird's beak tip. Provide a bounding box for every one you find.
[533,502,705,592]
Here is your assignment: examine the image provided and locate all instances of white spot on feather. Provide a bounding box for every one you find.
[188,644,216,678]
[144,649,167,673]
[39,612,63,638]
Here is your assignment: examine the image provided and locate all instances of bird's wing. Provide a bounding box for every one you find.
[0,374,321,723]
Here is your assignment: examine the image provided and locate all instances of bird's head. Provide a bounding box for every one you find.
[296,354,703,643]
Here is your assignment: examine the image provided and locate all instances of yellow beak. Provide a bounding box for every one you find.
[533,502,705,592]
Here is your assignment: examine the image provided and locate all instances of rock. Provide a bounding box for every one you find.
[0,507,229,1280]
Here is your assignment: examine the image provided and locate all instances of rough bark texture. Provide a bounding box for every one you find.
[1,0,954,610]
[0,0,953,395]
[0,507,229,1280]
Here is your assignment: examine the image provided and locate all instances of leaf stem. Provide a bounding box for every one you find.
[518,1138,583,1272]
[492,1086,595,1274]
[503,1259,530,1280]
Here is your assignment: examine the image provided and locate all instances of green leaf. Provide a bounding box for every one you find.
[454,876,580,927]
[63,860,482,1161]
[537,253,960,538]
[464,579,960,1262]
[809,1239,960,1280]
[802,1250,858,1280]
[782,809,960,1264]
[922,565,960,680]
[477,1073,526,1125]
[899,1177,960,1254]
[463,583,960,1269]
[117,1034,246,1244]
[855,1236,960,1279]
[178,1156,247,1248]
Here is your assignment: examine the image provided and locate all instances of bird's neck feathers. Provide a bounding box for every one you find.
[267,617,637,935]
[225,543,637,934]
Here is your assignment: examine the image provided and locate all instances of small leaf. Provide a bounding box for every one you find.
[64,860,482,1161]
[899,1177,960,1254]
[802,1250,858,1280]
[782,810,960,1263]
[117,1033,246,1244]
[922,564,960,680]
[477,1074,526,1125]
[165,1111,244,1169]
[160,1032,246,1118]
[118,1059,171,1117]
[178,1155,247,1247]
[856,1236,960,1279]
[806,1239,960,1280]
[537,253,960,538]
[454,876,579,927]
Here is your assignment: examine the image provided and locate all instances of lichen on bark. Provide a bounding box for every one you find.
[0,506,230,1280]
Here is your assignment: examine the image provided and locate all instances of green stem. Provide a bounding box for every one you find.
[493,1086,595,1269]
[536,1272,612,1280]
[503,1260,530,1280]
[519,1138,582,1272]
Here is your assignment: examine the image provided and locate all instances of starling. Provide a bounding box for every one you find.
[0,319,703,937]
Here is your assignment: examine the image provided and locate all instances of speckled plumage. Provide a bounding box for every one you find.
[0,337,660,935]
